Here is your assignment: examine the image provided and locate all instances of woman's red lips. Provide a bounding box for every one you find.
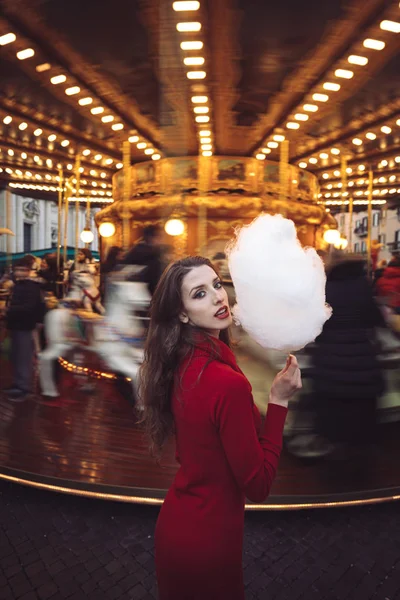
[214,306,229,319]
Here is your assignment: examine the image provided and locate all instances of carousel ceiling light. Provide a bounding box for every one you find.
[65,86,80,95]
[94,154,103,160]
[33,128,42,136]
[380,160,388,167]
[348,55,368,66]
[129,135,140,143]
[0,33,16,45]
[312,93,329,102]
[34,155,40,162]
[299,162,307,168]
[145,148,155,155]
[25,171,32,177]
[202,151,212,157]
[105,158,113,164]
[193,106,209,114]
[112,123,124,130]
[303,104,318,112]
[381,125,392,134]
[91,107,104,115]
[61,139,70,147]
[267,141,279,148]
[195,115,210,123]
[46,159,53,168]
[334,69,353,79]
[187,71,206,79]
[21,152,27,159]
[273,134,285,142]
[51,74,66,84]
[101,115,114,123]
[192,95,208,103]
[82,149,91,156]
[18,121,27,130]
[176,22,202,32]
[17,48,34,60]
[100,172,107,178]
[79,97,93,106]
[137,142,147,149]
[3,115,12,124]
[199,130,211,136]
[262,148,271,154]
[294,113,309,121]
[116,163,123,168]
[363,38,385,50]
[152,154,161,161]
[395,156,400,163]
[320,153,329,159]
[380,20,400,33]
[184,57,205,66]
[7,149,14,156]
[346,167,352,174]
[358,165,366,171]
[366,132,377,140]
[331,148,340,155]
[256,153,266,160]
[309,157,318,164]
[180,41,203,50]
[201,144,212,151]
[322,173,329,179]
[286,122,300,129]
[36,62,51,72]
[352,138,363,145]
[48,134,57,141]
[200,137,212,143]
[173,1,200,10]
[396,119,400,126]
[90,169,97,176]
[323,82,341,91]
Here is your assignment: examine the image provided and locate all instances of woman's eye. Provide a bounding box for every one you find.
[214,281,222,289]
[194,290,206,299]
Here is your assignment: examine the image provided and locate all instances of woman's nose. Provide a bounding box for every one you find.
[213,289,224,303]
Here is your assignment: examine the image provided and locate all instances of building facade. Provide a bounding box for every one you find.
[0,190,99,255]
[336,207,400,263]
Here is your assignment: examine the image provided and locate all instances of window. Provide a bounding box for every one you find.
[378,234,386,245]
[361,241,367,253]
[395,230,400,243]
[356,219,360,228]
[372,212,380,227]
[340,215,345,228]
[362,216,368,228]
[23,223,32,252]
[354,243,359,253]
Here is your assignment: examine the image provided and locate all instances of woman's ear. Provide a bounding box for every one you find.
[179,312,189,324]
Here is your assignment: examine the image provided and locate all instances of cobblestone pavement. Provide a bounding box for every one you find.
[1,481,400,600]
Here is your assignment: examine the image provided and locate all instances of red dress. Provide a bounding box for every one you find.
[155,339,288,600]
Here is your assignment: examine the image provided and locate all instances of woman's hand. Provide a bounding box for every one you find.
[269,354,302,408]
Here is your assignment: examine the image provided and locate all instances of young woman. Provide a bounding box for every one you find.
[140,256,301,600]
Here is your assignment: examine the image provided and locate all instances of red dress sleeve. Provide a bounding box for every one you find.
[212,372,287,503]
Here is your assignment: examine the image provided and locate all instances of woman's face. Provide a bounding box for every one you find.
[180,265,232,337]
[77,251,85,262]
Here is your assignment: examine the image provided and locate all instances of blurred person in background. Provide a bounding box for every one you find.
[4,256,46,401]
[308,252,385,459]
[100,245,124,302]
[375,253,400,315]
[123,224,163,296]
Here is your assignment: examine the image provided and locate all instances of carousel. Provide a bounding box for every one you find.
[0,0,400,509]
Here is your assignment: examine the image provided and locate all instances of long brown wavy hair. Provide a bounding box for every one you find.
[139,256,231,459]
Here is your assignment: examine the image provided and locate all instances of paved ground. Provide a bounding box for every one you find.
[0,481,400,600]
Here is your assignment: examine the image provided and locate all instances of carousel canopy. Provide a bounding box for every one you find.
[0,0,399,211]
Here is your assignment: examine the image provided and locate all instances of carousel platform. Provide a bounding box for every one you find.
[0,348,400,510]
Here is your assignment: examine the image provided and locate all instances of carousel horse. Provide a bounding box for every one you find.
[66,270,105,315]
[39,268,151,400]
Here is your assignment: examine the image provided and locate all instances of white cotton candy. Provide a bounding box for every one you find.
[227,213,331,352]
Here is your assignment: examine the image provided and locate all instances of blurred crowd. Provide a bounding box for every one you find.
[1,227,400,467]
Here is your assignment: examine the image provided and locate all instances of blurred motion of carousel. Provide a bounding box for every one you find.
[1,0,400,509]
